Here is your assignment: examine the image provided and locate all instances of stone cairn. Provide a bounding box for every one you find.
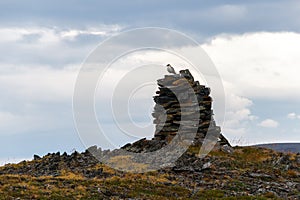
[122,69,230,153]
[152,69,229,147]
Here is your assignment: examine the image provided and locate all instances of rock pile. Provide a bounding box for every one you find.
[123,69,230,152]
[0,151,101,178]
[153,69,226,145]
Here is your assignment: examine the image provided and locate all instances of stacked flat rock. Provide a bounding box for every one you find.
[122,69,230,153]
[152,69,227,146]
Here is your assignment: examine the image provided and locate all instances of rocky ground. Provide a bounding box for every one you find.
[0,146,299,199]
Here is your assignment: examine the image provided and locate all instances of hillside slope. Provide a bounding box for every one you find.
[0,146,299,199]
[255,143,300,153]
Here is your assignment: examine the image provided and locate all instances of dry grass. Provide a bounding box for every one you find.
[0,146,298,199]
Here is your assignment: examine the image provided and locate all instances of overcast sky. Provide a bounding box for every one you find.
[1,0,300,165]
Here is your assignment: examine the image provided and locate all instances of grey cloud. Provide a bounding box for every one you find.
[0,27,111,67]
[1,0,300,37]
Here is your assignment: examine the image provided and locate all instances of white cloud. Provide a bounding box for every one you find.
[221,84,257,137]
[202,32,300,100]
[287,112,297,119]
[258,119,279,128]
[0,64,81,135]
[0,64,79,102]
[1,27,300,146]
[0,25,124,67]
[60,25,122,40]
[198,31,300,143]
[287,112,300,120]
[0,25,122,43]
[94,48,259,138]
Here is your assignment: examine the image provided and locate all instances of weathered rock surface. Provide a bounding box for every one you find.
[0,147,299,199]
[122,69,231,154]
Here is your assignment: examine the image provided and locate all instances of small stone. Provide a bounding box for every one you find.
[257,188,266,193]
[295,183,300,191]
[249,173,272,178]
[202,162,211,170]
[286,182,294,187]
[33,155,41,160]
[221,145,234,154]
